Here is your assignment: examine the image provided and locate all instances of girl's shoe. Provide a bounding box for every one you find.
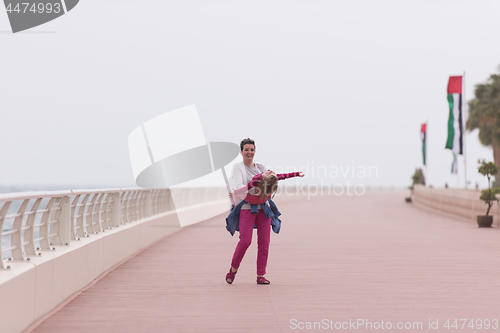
[256,276,270,284]
[226,268,237,284]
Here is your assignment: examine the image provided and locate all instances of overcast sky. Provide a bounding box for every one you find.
[1,0,500,191]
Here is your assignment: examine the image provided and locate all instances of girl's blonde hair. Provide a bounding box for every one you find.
[257,174,279,201]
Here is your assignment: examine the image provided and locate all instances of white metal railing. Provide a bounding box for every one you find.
[0,187,227,270]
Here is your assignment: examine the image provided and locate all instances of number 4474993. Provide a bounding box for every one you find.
[444,319,498,329]
[5,3,61,14]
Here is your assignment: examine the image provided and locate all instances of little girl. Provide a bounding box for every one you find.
[233,169,302,204]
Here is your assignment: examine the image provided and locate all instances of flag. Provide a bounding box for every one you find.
[445,76,463,155]
[451,152,458,174]
[420,123,427,165]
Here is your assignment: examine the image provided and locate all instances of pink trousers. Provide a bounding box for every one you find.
[230,209,271,276]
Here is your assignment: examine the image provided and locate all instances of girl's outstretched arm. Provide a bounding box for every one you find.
[233,172,304,196]
[276,172,304,180]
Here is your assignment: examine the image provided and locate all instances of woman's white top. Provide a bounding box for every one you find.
[230,161,266,209]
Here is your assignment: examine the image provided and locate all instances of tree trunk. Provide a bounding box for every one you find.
[492,140,500,188]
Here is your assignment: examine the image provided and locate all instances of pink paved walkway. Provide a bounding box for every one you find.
[31,193,500,333]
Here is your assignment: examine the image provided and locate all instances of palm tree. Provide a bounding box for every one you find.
[467,66,500,186]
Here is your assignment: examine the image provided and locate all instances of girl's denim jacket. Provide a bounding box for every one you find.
[225,199,282,236]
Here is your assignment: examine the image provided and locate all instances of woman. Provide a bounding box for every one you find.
[226,138,304,285]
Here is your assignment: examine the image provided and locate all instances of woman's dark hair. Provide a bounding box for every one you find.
[240,138,255,151]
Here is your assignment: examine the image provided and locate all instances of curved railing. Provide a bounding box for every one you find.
[0,187,227,270]
[0,186,230,333]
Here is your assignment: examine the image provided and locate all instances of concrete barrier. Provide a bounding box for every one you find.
[413,184,500,226]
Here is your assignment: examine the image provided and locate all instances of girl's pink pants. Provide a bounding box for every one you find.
[230,209,271,276]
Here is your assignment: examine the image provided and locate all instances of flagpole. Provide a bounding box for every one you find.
[463,71,468,189]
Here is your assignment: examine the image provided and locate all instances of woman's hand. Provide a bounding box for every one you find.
[298,172,305,178]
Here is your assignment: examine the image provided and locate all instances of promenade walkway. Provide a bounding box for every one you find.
[30,193,500,333]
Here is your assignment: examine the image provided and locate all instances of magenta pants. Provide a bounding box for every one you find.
[231,209,272,276]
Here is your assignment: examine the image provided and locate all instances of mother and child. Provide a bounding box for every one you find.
[225,138,304,285]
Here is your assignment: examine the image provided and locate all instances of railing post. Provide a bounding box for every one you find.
[112,192,122,227]
[60,196,71,245]
[0,202,12,269]
[39,197,56,250]
[11,199,29,260]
